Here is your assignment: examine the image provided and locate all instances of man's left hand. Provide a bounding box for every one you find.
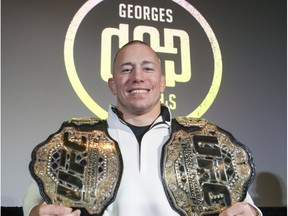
[220,202,259,216]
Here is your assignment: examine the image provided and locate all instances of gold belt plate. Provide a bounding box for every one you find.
[161,117,255,216]
[30,118,123,216]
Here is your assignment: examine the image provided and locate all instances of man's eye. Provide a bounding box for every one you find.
[121,68,132,73]
[144,67,154,71]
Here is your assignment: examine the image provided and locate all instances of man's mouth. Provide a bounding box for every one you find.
[128,89,150,94]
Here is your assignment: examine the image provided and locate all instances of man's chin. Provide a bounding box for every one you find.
[130,105,147,113]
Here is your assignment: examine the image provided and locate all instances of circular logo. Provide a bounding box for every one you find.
[64,0,222,119]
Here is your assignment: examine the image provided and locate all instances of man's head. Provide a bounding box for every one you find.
[108,41,166,120]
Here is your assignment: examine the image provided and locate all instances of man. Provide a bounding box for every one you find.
[24,40,261,216]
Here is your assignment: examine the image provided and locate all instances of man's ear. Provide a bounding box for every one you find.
[108,78,117,95]
[160,75,166,93]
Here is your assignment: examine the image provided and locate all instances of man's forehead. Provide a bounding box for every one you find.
[120,44,157,58]
[120,43,153,54]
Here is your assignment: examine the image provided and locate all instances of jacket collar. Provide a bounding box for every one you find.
[108,104,172,129]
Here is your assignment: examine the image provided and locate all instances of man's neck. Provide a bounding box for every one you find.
[124,114,159,126]
[115,106,161,127]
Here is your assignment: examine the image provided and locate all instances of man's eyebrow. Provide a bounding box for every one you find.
[120,62,133,67]
[142,60,156,65]
[119,61,156,67]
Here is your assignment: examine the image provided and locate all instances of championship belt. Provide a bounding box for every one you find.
[29,118,123,216]
[161,117,255,216]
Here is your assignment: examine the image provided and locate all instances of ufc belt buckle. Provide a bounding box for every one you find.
[29,118,123,216]
[161,117,255,216]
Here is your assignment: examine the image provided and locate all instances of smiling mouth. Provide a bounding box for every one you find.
[128,89,150,94]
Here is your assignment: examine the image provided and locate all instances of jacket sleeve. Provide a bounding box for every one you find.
[244,193,262,216]
[23,180,43,216]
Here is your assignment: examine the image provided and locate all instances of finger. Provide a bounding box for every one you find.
[219,202,257,216]
[39,203,73,215]
[69,209,81,216]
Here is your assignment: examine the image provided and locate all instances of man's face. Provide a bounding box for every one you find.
[108,43,166,116]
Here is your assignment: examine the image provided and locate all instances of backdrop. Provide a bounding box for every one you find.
[2,0,287,208]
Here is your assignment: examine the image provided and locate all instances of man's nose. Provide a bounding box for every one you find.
[132,67,143,82]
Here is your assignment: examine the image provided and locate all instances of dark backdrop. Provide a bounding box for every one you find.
[1,0,287,209]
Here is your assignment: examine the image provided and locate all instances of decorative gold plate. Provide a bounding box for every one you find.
[29,118,123,216]
[161,117,255,216]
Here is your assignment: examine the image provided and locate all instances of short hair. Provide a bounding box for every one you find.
[113,40,151,64]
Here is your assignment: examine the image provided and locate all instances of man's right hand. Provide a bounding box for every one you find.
[30,202,81,216]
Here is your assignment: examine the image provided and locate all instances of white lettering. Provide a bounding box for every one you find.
[118,3,173,23]
[127,4,133,18]
[134,5,142,19]
[151,7,158,21]
[143,6,150,21]
[159,8,165,22]
[119,3,126,17]
[166,9,173,23]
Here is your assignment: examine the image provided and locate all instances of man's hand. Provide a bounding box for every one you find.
[220,202,259,216]
[29,202,81,216]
